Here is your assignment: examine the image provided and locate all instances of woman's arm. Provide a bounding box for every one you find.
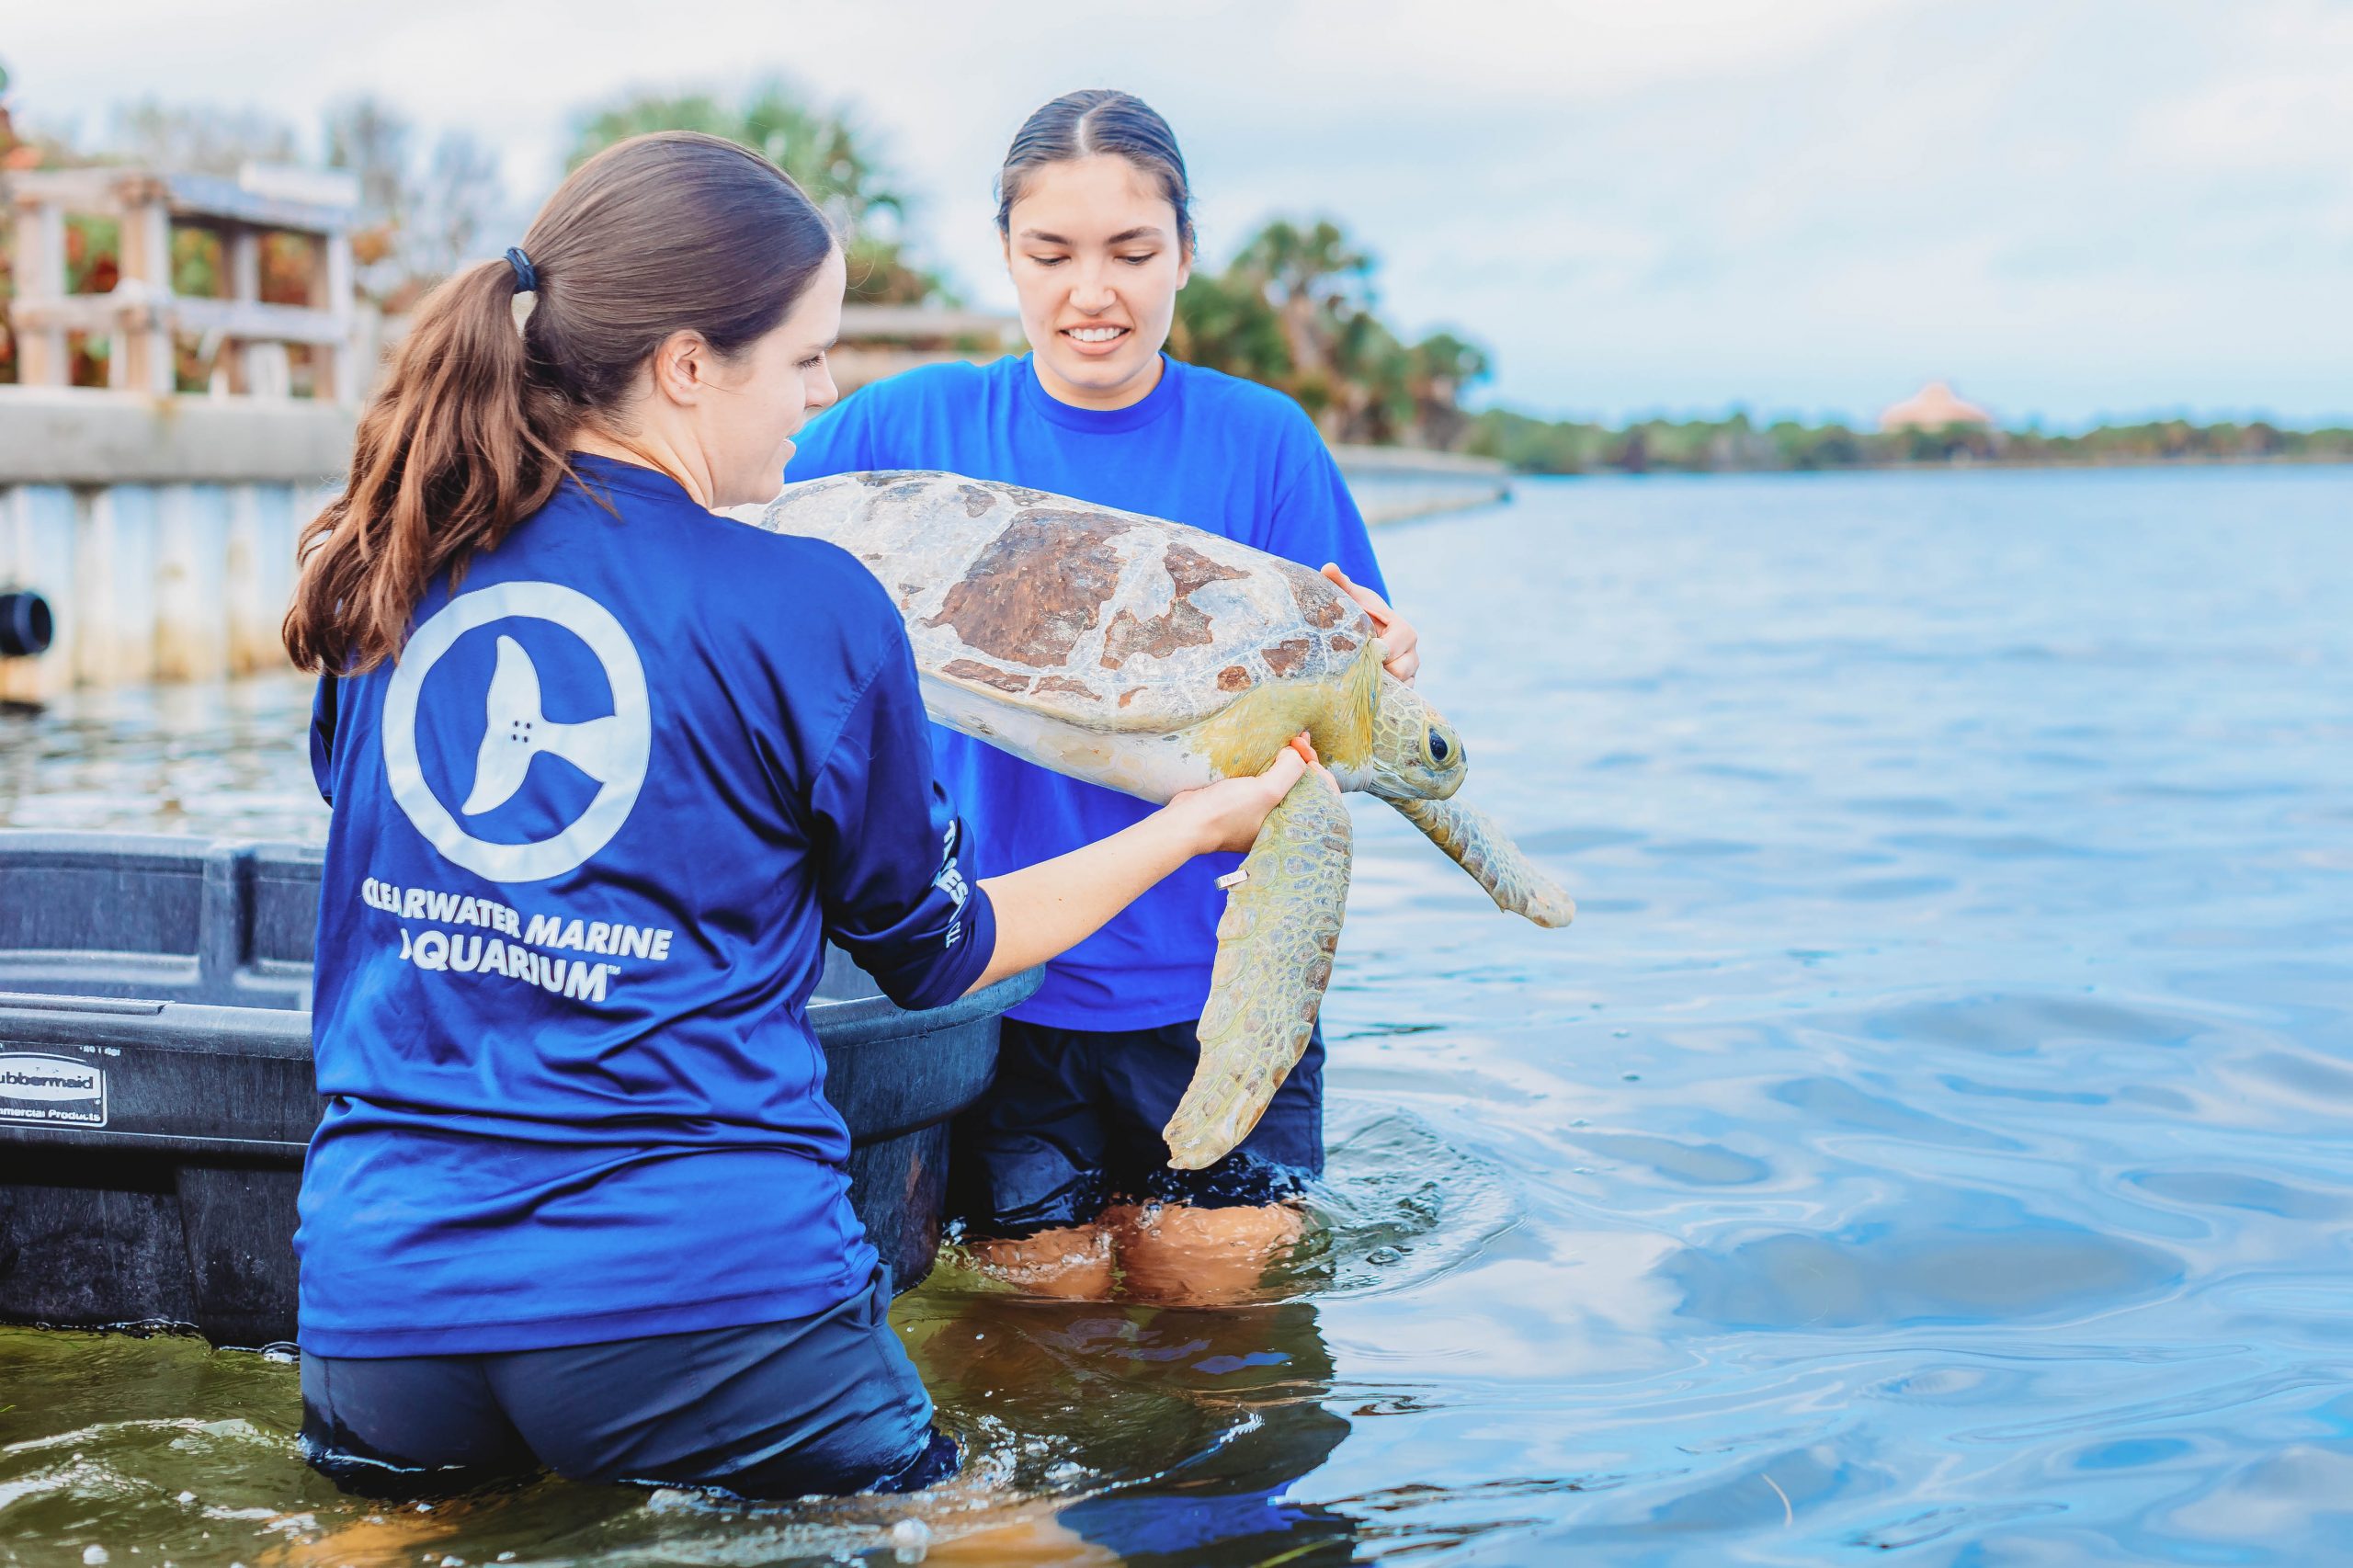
[810,580,1323,1007]
[965,747,1314,994]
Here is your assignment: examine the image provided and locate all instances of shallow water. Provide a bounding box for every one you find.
[6,466,2353,1563]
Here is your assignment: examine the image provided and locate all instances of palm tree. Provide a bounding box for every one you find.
[1172,215,1489,448]
[1404,331,1491,449]
[1229,219,1374,400]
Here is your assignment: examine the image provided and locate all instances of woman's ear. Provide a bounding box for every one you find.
[1177,240,1194,290]
[652,331,709,407]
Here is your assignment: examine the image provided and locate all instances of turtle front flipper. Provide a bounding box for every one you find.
[1392,797,1575,927]
[1162,773,1354,1171]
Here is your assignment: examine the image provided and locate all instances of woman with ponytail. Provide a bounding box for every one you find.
[287,131,1309,1499]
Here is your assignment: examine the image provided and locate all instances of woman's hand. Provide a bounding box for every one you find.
[1165,736,1332,854]
[1321,563,1419,683]
[967,737,1335,993]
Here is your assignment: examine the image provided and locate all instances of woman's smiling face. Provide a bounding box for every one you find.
[1003,154,1192,411]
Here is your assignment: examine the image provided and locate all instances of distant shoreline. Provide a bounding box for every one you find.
[1502,452,2353,478]
[1461,408,2353,478]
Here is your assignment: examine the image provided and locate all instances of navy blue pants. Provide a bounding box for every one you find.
[949,1017,1326,1235]
[299,1266,956,1500]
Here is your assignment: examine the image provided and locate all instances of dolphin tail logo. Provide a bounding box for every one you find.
[461,635,630,816]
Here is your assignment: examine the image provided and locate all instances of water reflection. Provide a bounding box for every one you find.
[0,675,324,839]
[908,1291,1355,1564]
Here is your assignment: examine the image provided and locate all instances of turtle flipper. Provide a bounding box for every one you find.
[1392,797,1575,927]
[1162,774,1354,1171]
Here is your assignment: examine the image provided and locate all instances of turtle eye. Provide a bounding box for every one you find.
[1427,728,1451,765]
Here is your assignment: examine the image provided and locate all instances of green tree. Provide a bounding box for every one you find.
[1404,329,1491,449]
[566,81,950,306]
[1168,267,1288,386]
[1172,215,1489,449]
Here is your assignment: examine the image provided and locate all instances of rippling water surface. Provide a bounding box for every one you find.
[6,467,2352,1564]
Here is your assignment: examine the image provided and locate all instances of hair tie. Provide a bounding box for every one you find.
[504,246,539,294]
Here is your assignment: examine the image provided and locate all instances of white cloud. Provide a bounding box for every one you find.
[2134,0,2353,173]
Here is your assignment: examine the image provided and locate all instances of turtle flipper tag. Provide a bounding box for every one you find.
[1163,772,1352,1171]
[1390,797,1575,928]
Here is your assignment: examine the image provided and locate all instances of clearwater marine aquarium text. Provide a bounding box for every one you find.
[358,875,674,1006]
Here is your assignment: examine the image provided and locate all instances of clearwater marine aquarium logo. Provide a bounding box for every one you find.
[382,581,652,884]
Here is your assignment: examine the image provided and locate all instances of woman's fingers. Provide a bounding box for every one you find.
[1323,562,1420,683]
[1199,753,1300,852]
[1174,735,1338,854]
[1260,742,1308,797]
[1320,562,1391,625]
[1284,732,1341,795]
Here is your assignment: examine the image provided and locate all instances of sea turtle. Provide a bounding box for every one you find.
[732,472,1573,1170]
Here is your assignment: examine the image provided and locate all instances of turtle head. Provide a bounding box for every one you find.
[1366,669,1468,801]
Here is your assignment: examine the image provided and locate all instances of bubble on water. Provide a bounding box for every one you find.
[82,1548,108,1565]
[890,1517,932,1562]
[1367,1245,1404,1266]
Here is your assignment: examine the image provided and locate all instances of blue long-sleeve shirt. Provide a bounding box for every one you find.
[296,453,995,1357]
[787,354,1387,1029]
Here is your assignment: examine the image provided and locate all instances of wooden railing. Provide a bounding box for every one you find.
[5,165,359,402]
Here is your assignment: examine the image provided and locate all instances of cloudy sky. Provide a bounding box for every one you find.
[9,0,2350,426]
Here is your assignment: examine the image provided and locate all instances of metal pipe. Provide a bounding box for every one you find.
[1,592,54,658]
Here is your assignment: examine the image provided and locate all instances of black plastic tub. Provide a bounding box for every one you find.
[0,831,1028,1347]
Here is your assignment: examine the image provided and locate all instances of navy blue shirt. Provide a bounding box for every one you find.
[787,355,1386,1029]
[297,454,995,1357]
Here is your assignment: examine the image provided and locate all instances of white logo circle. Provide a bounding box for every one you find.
[381,580,651,884]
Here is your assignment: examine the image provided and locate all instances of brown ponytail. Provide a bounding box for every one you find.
[285,131,837,675]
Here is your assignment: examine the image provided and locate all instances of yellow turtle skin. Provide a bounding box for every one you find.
[1165,771,1354,1170]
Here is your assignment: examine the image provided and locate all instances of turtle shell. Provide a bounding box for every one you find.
[741,472,1378,734]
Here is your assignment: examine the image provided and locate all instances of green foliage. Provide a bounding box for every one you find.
[1463,408,2353,473]
[1173,215,1489,447]
[566,81,951,307]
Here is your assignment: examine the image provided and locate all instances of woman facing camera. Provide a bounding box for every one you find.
[286,130,1311,1499]
[787,91,1422,1302]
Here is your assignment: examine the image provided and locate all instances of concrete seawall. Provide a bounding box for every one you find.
[0,390,347,703]
[0,388,1510,699]
[1333,445,1513,526]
